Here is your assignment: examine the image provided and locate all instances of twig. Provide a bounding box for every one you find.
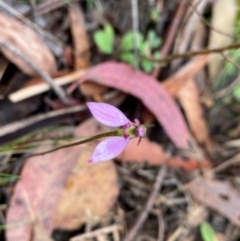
[151,209,165,241]
[0,105,86,138]
[131,0,139,69]
[29,0,37,21]
[31,0,75,16]
[153,1,186,77]
[145,42,240,63]
[70,225,121,241]
[184,0,237,39]
[170,0,208,71]
[0,37,69,105]
[123,166,167,241]
[212,152,240,173]
[9,69,86,103]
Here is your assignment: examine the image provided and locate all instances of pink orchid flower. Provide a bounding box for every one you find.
[87,102,146,163]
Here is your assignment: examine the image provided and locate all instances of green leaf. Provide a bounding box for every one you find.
[140,41,150,55]
[153,51,161,60]
[93,24,115,54]
[119,53,136,66]
[140,59,154,73]
[147,29,161,48]
[234,84,240,98]
[120,31,144,51]
[200,222,218,241]
[139,41,153,72]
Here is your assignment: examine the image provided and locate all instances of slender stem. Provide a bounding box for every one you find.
[142,42,240,63]
[24,130,121,158]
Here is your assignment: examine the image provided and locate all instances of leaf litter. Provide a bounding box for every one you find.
[1,1,240,241]
[0,12,56,76]
[6,118,119,241]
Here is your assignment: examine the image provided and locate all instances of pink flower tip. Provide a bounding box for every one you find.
[86,102,130,127]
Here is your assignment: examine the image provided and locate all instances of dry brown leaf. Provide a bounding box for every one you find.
[163,55,209,97]
[53,149,119,229]
[119,138,211,170]
[68,3,108,97]
[68,2,90,69]
[119,138,166,165]
[79,81,108,97]
[186,178,240,227]
[177,78,209,145]
[6,119,119,241]
[33,221,54,241]
[167,157,211,170]
[0,12,56,76]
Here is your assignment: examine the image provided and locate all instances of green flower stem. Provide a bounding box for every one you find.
[24,130,122,159]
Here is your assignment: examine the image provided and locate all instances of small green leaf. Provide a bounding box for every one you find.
[140,41,150,55]
[120,53,136,66]
[139,41,153,72]
[200,222,218,241]
[234,84,240,98]
[120,31,144,51]
[147,29,161,49]
[225,62,236,75]
[93,24,115,54]
[141,59,154,73]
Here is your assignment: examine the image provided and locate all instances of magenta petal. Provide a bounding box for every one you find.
[87,102,130,127]
[89,137,129,163]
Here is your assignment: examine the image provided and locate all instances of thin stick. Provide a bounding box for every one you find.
[131,0,139,69]
[123,166,167,241]
[184,0,236,39]
[153,1,186,77]
[0,105,85,138]
[145,42,240,63]
[0,37,69,105]
[157,210,165,241]
[70,225,121,241]
[212,152,240,173]
[9,69,86,103]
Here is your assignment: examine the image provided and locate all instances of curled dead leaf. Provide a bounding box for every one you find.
[119,138,166,165]
[80,62,189,149]
[0,12,56,75]
[178,78,209,145]
[163,55,209,97]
